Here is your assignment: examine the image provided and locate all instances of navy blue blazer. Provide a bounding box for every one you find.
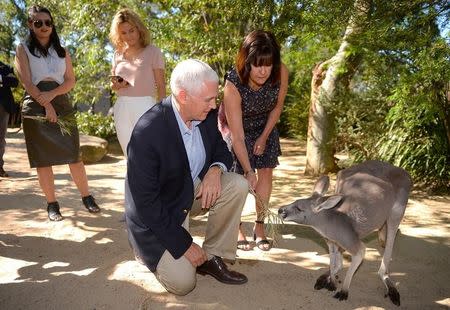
[0,61,18,114]
[125,96,232,271]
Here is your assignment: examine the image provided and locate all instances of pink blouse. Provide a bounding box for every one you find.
[113,44,165,97]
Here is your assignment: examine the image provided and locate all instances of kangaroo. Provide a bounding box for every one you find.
[278,160,412,306]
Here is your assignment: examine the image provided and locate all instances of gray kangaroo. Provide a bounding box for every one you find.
[278,160,412,306]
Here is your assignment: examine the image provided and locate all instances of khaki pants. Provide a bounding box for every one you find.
[155,172,248,295]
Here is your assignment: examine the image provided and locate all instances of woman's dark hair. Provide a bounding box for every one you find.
[236,30,281,86]
[26,5,66,58]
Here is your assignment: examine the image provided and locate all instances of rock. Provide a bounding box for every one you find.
[107,138,124,156]
[79,135,108,164]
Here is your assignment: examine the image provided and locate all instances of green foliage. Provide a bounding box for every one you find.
[279,0,358,139]
[332,34,450,186]
[151,0,300,79]
[2,0,449,189]
[0,1,18,62]
[377,113,449,186]
[75,111,116,140]
[64,0,125,107]
[279,48,313,138]
[374,39,450,187]
[304,0,450,188]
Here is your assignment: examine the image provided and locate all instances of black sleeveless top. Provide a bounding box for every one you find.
[225,68,281,173]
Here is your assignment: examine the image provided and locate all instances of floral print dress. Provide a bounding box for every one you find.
[225,68,282,174]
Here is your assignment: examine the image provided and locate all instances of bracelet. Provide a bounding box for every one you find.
[244,169,255,177]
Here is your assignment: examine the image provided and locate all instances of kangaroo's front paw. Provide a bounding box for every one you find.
[314,274,328,290]
[326,280,336,291]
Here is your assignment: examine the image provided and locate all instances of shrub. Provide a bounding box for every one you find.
[75,111,116,140]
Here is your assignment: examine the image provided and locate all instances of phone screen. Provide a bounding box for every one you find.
[111,75,124,83]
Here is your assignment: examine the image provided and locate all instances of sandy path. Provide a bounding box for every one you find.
[0,129,449,310]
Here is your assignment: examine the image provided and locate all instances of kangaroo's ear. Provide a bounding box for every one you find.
[313,195,343,213]
[313,175,330,196]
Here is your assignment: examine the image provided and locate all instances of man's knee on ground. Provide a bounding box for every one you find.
[158,273,196,296]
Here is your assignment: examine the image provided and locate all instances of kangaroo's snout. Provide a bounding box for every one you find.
[278,207,288,219]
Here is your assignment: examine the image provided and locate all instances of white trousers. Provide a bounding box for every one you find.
[113,96,157,157]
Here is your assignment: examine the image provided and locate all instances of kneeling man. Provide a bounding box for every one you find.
[125,59,248,295]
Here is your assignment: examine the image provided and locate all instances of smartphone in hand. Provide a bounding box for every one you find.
[110,75,129,85]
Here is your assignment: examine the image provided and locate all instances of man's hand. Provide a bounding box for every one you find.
[183,242,207,267]
[195,166,222,210]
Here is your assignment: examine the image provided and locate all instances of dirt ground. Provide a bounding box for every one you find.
[1,129,449,310]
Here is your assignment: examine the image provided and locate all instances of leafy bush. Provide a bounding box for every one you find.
[75,111,116,140]
[376,90,449,188]
[279,49,316,138]
[376,41,450,189]
[340,40,450,189]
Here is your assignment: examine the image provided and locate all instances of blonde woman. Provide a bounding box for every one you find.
[109,8,166,156]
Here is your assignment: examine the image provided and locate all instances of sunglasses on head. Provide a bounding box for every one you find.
[33,19,53,28]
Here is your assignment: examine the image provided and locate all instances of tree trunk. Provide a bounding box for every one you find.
[443,82,450,148]
[305,0,371,176]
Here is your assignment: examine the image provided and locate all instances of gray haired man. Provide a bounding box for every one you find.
[125,59,249,295]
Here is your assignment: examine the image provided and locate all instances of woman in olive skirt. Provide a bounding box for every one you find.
[15,5,101,221]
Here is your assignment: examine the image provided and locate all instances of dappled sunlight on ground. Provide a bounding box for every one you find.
[2,208,111,242]
[437,298,450,307]
[0,256,38,284]
[401,198,450,244]
[50,267,97,277]
[109,260,166,294]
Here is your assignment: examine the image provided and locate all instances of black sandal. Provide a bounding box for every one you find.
[237,222,252,251]
[237,240,252,250]
[253,220,271,251]
[82,195,101,213]
[47,201,63,221]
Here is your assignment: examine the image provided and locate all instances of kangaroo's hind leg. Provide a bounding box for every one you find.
[378,201,406,306]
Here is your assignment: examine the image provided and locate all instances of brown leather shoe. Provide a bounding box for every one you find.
[197,256,247,285]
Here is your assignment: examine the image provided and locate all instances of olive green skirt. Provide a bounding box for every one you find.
[22,81,81,168]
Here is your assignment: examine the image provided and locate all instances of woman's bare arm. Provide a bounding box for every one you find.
[153,68,166,101]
